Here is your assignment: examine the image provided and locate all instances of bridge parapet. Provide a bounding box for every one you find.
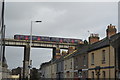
[4,39,77,49]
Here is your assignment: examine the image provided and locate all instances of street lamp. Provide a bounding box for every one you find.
[30,21,42,48]
[28,20,42,80]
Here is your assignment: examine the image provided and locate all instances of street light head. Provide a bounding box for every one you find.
[35,21,42,22]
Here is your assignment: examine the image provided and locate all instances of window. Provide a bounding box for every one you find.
[75,58,78,68]
[70,60,72,69]
[20,35,24,40]
[76,57,78,62]
[65,64,67,70]
[91,53,94,65]
[102,71,106,80]
[83,56,86,66]
[32,36,37,40]
[102,50,106,64]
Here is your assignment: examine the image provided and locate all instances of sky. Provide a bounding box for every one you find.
[4,2,118,69]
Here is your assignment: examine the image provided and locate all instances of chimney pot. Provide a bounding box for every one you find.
[89,33,99,44]
[106,24,117,38]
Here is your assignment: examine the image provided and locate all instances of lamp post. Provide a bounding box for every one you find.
[28,20,42,80]
[30,21,42,48]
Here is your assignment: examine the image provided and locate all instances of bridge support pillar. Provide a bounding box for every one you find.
[23,45,30,79]
[52,48,60,60]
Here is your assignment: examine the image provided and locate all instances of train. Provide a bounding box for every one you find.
[14,34,83,44]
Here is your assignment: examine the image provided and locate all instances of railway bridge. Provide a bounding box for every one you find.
[3,38,81,78]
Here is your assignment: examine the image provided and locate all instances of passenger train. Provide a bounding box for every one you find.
[14,34,83,44]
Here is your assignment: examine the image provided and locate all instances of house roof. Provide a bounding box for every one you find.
[73,32,120,56]
[88,32,120,52]
[110,32,120,43]
[88,37,109,52]
[40,32,120,69]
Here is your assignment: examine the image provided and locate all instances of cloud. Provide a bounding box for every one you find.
[5,0,120,2]
[4,2,118,69]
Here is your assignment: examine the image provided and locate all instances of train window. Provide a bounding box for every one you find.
[55,38,59,42]
[44,37,50,41]
[40,37,45,41]
[14,35,19,39]
[44,37,47,41]
[32,36,37,40]
[74,40,78,43]
[45,37,48,40]
[20,36,23,38]
[67,39,70,43]
[40,37,49,41]
[50,37,55,41]
[20,35,24,39]
[64,39,70,43]
[41,37,44,39]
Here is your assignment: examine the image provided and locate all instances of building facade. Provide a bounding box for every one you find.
[74,45,88,79]
[56,57,64,79]
[88,42,115,79]
[88,24,117,79]
[51,61,57,78]
[39,24,120,79]
[64,51,75,78]
[40,61,57,79]
[110,32,120,78]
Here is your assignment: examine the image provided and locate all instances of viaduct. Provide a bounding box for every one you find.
[3,38,80,78]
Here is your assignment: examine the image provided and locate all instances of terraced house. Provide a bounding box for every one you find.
[63,50,75,78]
[88,24,119,79]
[56,56,64,79]
[73,45,89,79]
[39,24,120,79]
[40,60,57,79]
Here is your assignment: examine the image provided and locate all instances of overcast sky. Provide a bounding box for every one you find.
[4,2,118,69]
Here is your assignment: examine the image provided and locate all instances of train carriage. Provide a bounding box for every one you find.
[14,34,83,44]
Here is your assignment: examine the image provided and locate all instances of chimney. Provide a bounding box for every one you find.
[55,53,61,59]
[106,24,117,38]
[62,51,67,56]
[55,48,61,59]
[68,47,75,54]
[89,33,99,44]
